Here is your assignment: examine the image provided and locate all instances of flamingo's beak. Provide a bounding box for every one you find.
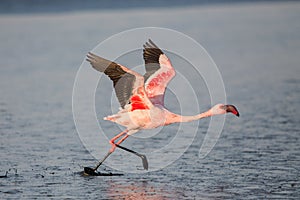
[225,105,240,117]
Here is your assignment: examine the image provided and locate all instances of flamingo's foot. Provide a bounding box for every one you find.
[83,167,99,176]
[83,167,123,176]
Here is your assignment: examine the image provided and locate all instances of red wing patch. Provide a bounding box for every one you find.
[145,70,173,98]
[130,95,149,111]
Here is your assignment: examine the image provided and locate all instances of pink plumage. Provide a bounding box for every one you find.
[84,39,239,174]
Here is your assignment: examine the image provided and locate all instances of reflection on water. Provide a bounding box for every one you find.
[107,179,172,200]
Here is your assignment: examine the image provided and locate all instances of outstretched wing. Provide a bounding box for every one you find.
[143,39,176,106]
[86,52,152,111]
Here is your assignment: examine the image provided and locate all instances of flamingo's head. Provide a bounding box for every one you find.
[211,104,240,117]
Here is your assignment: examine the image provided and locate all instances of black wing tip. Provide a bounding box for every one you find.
[144,39,159,49]
[148,39,157,47]
[143,39,163,53]
[86,52,95,62]
[143,39,164,65]
[87,51,94,57]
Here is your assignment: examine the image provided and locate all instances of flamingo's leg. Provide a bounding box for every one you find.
[109,130,129,152]
[90,130,128,172]
[116,144,148,170]
[110,133,148,170]
[84,130,147,174]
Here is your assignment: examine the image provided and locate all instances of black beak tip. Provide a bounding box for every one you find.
[225,104,240,117]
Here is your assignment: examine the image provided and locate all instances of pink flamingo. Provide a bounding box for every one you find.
[84,39,239,175]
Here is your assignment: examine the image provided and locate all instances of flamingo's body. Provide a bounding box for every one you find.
[85,40,239,174]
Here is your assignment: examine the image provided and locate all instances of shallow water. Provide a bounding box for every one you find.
[1,2,300,199]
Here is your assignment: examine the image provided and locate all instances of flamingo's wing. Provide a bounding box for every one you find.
[143,39,176,106]
[87,52,152,110]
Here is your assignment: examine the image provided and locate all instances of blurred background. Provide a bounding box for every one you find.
[0,0,299,199]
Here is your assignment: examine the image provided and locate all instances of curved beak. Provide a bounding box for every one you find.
[225,105,240,117]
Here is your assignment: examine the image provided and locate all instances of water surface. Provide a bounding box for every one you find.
[0,2,300,199]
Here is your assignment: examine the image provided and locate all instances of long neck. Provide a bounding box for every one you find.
[166,110,213,124]
[179,110,212,122]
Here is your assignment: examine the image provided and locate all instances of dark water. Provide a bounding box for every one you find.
[1,2,300,199]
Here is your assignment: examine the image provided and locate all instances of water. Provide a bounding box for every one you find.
[1,1,300,199]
